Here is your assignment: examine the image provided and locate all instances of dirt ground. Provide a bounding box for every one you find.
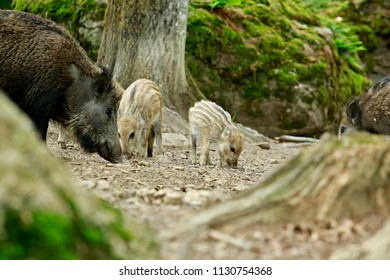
[46,122,384,260]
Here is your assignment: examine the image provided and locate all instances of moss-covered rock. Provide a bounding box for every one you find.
[12,0,106,60]
[187,0,371,136]
[0,93,159,260]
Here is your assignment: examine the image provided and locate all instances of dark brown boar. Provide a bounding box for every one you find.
[0,10,122,163]
[339,76,390,137]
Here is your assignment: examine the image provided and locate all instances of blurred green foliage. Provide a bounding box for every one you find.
[187,0,371,130]
[0,0,12,8]
[12,0,99,35]
[210,0,242,9]
[12,0,106,60]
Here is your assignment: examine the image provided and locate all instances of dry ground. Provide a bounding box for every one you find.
[46,123,384,260]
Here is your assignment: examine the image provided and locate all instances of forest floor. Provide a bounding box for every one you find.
[46,121,384,260]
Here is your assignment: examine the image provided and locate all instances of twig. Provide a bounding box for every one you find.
[276,135,320,143]
[125,176,149,187]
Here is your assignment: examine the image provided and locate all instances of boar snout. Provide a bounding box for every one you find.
[98,139,122,163]
[227,159,238,168]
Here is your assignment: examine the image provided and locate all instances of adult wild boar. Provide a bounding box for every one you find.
[339,76,390,138]
[0,10,122,163]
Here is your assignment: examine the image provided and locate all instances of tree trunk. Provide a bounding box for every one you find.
[169,132,390,236]
[98,0,203,117]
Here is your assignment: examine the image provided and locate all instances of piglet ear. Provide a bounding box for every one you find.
[346,98,360,124]
[94,71,111,97]
[222,126,230,138]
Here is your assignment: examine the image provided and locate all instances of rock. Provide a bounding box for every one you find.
[236,123,270,143]
[0,93,159,260]
[153,189,166,199]
[162,133,189,148]
[233,184,252,192]
[136,188,155,202]
[314,27,334,43]
[162,106,189,135]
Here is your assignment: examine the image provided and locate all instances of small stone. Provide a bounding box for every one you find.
[96,179,110,190]
[153,189,166,199]
[164,191,183,205]
[173,166,185,170]
[135,188,154,200]
[256,142,271,150]
[81,179,97,190]
[184,184,196,189]
[233,184,251,192]
[183,190,221,207]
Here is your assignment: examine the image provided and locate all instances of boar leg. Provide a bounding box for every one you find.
[190,132,198,164]
[154,117,163,155]
[147,125,155,157]
[57,124,67,149]
[200,136,211,165]
[138,126,148,157]
[31,114,49,141]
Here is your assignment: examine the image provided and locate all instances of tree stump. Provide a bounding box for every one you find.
[170,132,390,236]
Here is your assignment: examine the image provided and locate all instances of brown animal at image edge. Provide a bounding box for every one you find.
[0,9,122,163]
[339,76,390,137]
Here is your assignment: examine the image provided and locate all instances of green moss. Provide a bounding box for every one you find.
[186,8,222,63]
[221,25,241,48]
[242,20,276,37]
[12,0,106,60]
[0,208,130,260]
[1,210,75,259]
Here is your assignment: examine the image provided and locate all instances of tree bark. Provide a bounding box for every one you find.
[98,0,203,117]
[169,132,390,236]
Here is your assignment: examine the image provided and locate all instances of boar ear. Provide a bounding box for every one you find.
[346,98,360,123]
[94,71,111,97]
[111,79,124,105]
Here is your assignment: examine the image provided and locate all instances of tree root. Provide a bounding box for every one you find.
[168,132,390,238]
